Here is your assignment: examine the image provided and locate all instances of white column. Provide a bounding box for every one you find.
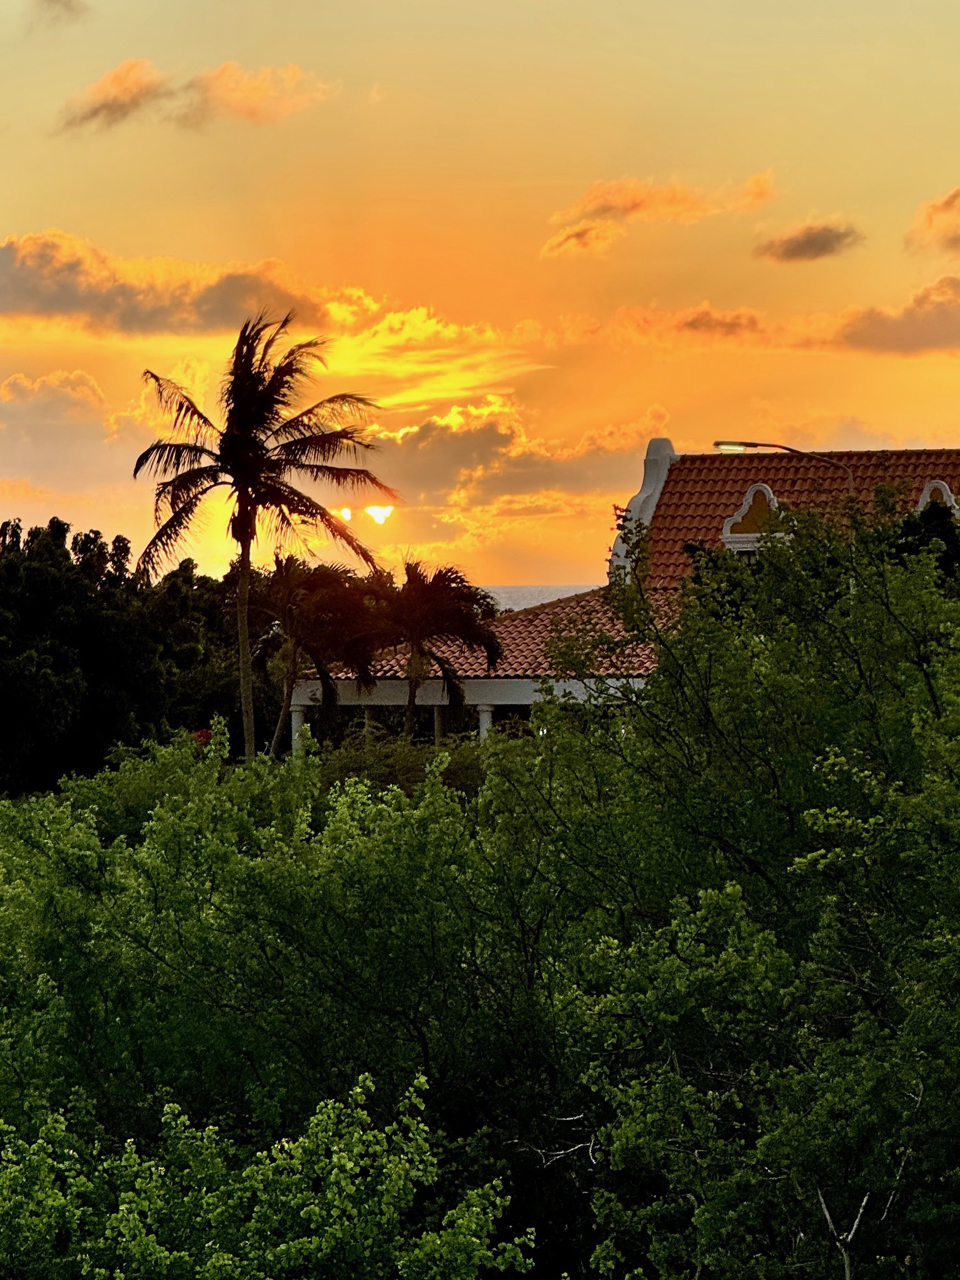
[477,704,494,740]
[291,705,306,754]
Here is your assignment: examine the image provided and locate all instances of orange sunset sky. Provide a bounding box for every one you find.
[4,0,960,581]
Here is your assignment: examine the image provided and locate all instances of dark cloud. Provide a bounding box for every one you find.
[61,60,171,131]
[835,275,960,353]
[540,219,626,258]
[32,0,88,23]
[0,230,328,333]
[675,308,763,337]
[60,58,337,133]
[907,188,960,255]
[371,401,660,512]
[755,222,863,262]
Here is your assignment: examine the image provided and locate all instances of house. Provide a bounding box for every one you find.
[290,438,960,743]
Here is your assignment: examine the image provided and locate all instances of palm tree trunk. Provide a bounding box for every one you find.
[404,646,428,739]
[404,680,419,739]
[269,675,294,759]
[237,537,256,761]
[270,645,298,759]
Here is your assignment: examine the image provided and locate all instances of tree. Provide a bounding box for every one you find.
[134,313,396,760]
[252,555,379,757]
[0,1078,531,1279]
[371,562,501,737]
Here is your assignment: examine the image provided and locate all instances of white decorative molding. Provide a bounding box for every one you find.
[916,479,958,513]
[721,483,779,554]
[608,436,679,576]
[292,676,645,710]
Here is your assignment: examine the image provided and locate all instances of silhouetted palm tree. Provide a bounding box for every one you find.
[374,562,501,737]
[253,555,378,758]
[134,313,395,760]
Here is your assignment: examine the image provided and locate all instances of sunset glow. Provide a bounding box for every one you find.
[365,506,394,525]
[4,1,960,582]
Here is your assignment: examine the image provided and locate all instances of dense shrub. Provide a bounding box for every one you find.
[2,507,960,1274]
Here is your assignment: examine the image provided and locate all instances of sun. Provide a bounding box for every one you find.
[365,506,394,525]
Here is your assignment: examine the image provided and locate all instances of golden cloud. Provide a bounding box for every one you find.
[835,275,960,352]
[61,58,171,131]
[0,230,547,410]
[543,170,774,258]
[0,369,105,411]
[553,171,773,226]
[177,63,339,126]
[60,58,337,131]
[540,219,627,259]
[907,188,960,255]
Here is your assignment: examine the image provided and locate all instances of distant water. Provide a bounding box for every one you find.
[484,585,601,613]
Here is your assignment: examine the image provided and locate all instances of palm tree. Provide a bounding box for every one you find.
[373,562,502,737]
[253,555,378,758]
[134,313,396,761]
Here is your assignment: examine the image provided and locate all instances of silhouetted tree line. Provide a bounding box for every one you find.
[0,515,499,795]
[0,516,255,793]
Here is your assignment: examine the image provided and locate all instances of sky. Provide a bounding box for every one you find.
[4,0,960,582]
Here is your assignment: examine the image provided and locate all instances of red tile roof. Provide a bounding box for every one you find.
[647,448,960,587]
[367,588,655,681]
[330,447,960,689]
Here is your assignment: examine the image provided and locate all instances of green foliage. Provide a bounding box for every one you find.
[0,1078,529,1279]
[6,504,960,1275]
[0,519,276,793]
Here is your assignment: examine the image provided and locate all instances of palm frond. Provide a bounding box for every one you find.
[425,647,467,713]
[268,395,376,441]
[276,459,400,500]
[136,490,210,580]
[255,312,296,374]
[270,428,374,465]
[154,467,223,520]
[255,480,379,567]
[262,337,328,410]
[134,439,218,480]
[142,372,217,442]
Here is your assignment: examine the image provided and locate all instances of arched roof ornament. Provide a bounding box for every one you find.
[916,479,958,513]
[722,483,779,553]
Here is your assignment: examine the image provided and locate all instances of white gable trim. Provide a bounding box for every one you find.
[609,437,678,574]
[916,479,958,513]
[721,483,779,553]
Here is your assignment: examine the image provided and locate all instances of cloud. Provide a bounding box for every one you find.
[360,397,666,570]
[176,63,339,127]
[61,59,171,131]
[332,308,548,406]
[907,188,960,255]
[553,171,773,226]
[755,221,863,262]
[31,0,87,21]
[542,171,774,258]
[370,396,666,513]
[591,300,771,348]
[0,229,546,415]
[835,275,960,353]
[540,219,627,259]
[0,229,333,332]
[0,369,104,411]
[60,58,336,132]
[0,369,134,491]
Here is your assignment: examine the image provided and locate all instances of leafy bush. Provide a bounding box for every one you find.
[3,507,960,1274]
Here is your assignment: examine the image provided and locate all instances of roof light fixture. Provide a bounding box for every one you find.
[712,439,855,495]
